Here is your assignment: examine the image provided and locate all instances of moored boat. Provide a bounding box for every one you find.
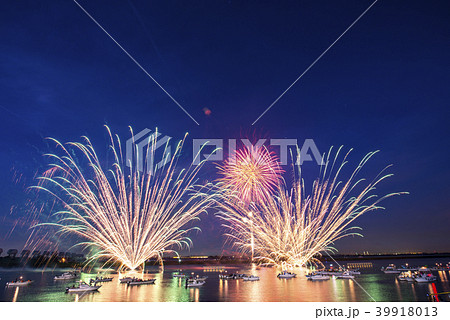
[65,281,101,293]
[119,277,135,284]
[336,271,355,279]
[398,271,412,281]
[308,274,330,281]
[186,279,205,287]
[54,271,78,280]
[397,264,418,272]
[90,276,113,284]
[414,272,436,283]
[219,273,244,280]
[173,273,186,278]
[347,269,361,275]
[381,264,400,274]
[127,279,156,285]
[243,275,260,281]
[277,271,296,278]
[6,277,33,287]
[187,275,208,282]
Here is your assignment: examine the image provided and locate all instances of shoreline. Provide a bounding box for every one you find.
[0,252,448,269]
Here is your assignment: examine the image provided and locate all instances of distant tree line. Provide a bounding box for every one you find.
[0,247,85,268]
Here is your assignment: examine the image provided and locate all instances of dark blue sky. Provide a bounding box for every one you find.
[0,0,449,255]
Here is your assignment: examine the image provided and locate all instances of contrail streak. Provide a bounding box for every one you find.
[252,0,379,125]
[73,0,200,125]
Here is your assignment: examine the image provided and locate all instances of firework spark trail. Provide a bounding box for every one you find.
[216,146,407,268]
[30,126,215,270]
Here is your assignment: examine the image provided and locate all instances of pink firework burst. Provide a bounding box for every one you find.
[217,146,283,204]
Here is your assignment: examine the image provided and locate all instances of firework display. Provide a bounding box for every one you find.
[31,127,213,270]
[217,145,283,205]
[216,146,406,268]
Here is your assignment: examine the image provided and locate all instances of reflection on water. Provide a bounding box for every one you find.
[0,258,449,302]
[12,287,19,302]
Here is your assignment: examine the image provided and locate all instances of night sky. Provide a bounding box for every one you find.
[0,0,449,255]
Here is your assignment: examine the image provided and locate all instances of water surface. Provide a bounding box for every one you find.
[1,258,449,302]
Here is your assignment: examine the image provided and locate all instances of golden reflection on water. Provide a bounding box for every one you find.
[331,276,338,299]
[411,282,418,301]
[188,287,200,302]
[348,278,356,302]
[439,271,448,282]
[394,278,403,301]
[12,287,19,302]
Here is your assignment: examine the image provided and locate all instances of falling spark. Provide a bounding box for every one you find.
[216,146,407,269]
[31,126,214,270]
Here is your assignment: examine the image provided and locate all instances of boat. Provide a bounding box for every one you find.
[6,278,33,287]
[429,264,446,271]
[308,274,330,281]
[347,269,361,275]
[90,276,113,284]
[119,277,135,284]
[397,271,412,281]
[277,271,296,278]
[219,273,245,280]
[398,271,417,282]
[417,266,431,272]
[54,272,78,280]
[187,276,208,282]
[414,272,436,283]
[336,271,355,279]
[173,273,186,278]
[381,264,400,274]
[397,265,418,272]
[186,279,205,287]
[65,281,101,293]
[127,279,156,285]
[243,275,260,281]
